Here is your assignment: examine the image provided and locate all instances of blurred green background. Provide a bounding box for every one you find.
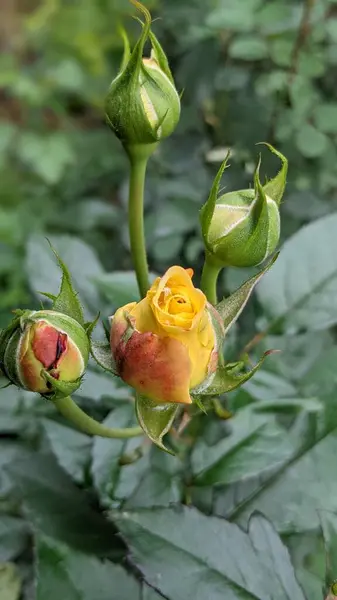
[1,1,337,599]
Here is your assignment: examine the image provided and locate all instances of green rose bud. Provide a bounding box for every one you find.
[105,0,180,156]
[201,144,288,268]
[0,310,89,398]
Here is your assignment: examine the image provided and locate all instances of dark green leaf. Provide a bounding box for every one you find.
[91,405,145,508]
[232,391,337,534]
[36,534,140,600]
[0,517,29,562]
[42,419,91,484]
[319,510,337,596]
[191,407,297,486]
[112,506,305,600]
[7,453,125,559]
[257,213,337,331]
[124,446,183,509]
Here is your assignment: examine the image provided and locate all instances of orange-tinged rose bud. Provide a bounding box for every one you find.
[110,266,219,404]
[0,310,89,396]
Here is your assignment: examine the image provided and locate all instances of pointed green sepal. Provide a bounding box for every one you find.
[200,151,230,244]
[258,142,288,206]
[90,340,117,375]
[118,25,131,72]
[191,351,276,397]
[84,313,100,338]
[216,253,279,332]
[38,291,57,302]
[41,369,83,400]
[47,242,85,326]
[148,29,174,84]
[193,395,207,414]
[135,394,178,453]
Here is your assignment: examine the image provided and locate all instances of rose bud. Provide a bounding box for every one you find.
[110,266,221,404]
[105,1,180,156]
[0,310,89,397]
[201,144,288,268]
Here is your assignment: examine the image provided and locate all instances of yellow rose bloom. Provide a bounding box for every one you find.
[110,266,217,404]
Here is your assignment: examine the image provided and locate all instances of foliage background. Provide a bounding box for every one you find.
[1,0,337,598]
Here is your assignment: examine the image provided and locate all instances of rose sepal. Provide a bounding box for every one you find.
[191,351,276,398]
[136,394,178,453]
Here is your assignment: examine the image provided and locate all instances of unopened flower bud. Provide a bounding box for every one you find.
[105,1,180,155]
[201,144,288,268]
[0,310,89,398]
[110,266,220,405]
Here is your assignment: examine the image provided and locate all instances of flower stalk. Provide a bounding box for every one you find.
[200,254,222,306]
[54,396,143,439]
[127,150,153,298]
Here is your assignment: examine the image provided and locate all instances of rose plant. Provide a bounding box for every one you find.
[0,0,287,453]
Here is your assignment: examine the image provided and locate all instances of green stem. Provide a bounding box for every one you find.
[127,150,153,298]
[53,396,143,439]
[201,255,221,305]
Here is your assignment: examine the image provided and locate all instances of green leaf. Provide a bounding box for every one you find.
[17,132,74,184]
[319,510,337,596]
[313,102,337,134]
[94,271,141,307]
[191,406,297,486]
[135,395,178,453]
[0,563,21,600]
[48,243,85,325]
[90,340,116,374]
[0,517,28,562]
[257,213,337,331]
[42,419,91,484]
[8,453,125,558]
[231,390,337,534]
[112,506,305,600]
[295,124,328,158]
[248,515,306,600]
[206,0,261,32]
[124,446,183,509]
[300,346,337,397]
[91,406,146,508]
[216,254,278,331]
[229,36,269,60]
[36,534,140,600]
[326,18,337,42]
